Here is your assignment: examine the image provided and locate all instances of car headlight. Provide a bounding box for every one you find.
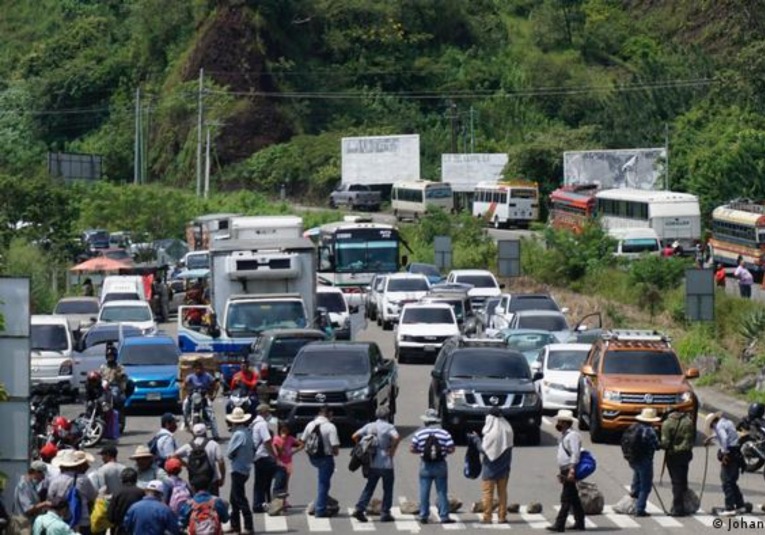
[347,386,370,401]
[143,327,155,335]
[278,388,297,402]
[544,381,567,391]
[59,360,73,376]
[400,335,416,342]
[603,390,621,402]
[446,389,467,409]
[523,393,539,406]
[679,391,693,403]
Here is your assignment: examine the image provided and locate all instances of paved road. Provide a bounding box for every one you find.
[61,315,765,534]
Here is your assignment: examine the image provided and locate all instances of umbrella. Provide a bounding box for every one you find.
[70,257,131,273]
[175,268,210,280]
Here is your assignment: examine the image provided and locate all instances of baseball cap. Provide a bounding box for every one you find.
[192,423,207,436]
[39,442,58,460]
[146,480,165,493]
[30,461,47,474]
[161,413,177,425]
[164,458,183,475]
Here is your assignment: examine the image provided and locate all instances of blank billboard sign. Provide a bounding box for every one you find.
[441,153,508,193]
[341,135,420,185]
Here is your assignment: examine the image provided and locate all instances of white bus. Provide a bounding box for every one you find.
[391,181,453,221]
[472,181,539,228]
[595,188,701,247]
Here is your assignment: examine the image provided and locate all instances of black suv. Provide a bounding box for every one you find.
[276,341,398,432]
[250,329,328,403]
[429,336,543,444]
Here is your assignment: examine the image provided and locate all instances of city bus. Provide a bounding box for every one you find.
[594,188,701,247]
[311,219,406,307]
[548,184,599,233]
[709,202,765,273]
[391,180,453,221]
[472,181,539,229]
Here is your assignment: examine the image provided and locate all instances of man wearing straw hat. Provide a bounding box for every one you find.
[704,411,752,516]
[129,446,168,490]
[47,450,98,535]
[226,407,254,534]
[623,408,660,518]
[547,410,585,532]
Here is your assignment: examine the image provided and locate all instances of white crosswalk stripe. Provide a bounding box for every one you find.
[392,499,420,533]
[263,513,289,532]
[348,508,377,531]
[695,509,718,528]
[621,485,683,528]
[305,512,332,532]
[602,505,642,528]
[553,506,597,528]
[518,505,548,529]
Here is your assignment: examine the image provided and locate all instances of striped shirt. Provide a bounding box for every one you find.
[410,426,454,459]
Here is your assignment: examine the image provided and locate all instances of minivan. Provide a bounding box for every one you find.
[31,315,77,399]
[609,228,661,260]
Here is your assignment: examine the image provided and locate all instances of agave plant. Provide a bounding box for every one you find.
[738,308,765,361]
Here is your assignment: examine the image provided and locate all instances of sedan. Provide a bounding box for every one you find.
[532,343,592,412]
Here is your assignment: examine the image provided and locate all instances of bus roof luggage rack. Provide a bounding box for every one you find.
[601,330,671,343]
[727,201,765,213]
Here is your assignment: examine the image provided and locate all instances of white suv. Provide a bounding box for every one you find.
[446,269,503,312]
[97,300,157,334]
[395,303,460,363]
[378,273,431,330]
[31,315,77,400]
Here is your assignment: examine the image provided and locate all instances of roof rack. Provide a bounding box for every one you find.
[601,330,672,343]
[456,336,507,348]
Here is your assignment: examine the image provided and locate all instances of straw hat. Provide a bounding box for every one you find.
[129,445,154,460]
[705,411,723,434]
[635,408,661,423]
[52,449,95,468]
[226,407,252,425]
[555,409,576,424]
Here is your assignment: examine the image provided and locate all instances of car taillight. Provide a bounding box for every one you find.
[342,287,362,294]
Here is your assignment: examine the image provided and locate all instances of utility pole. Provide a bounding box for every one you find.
[196,68,204,196]
[447,101,458,153]
[134,87,140,185]
[469,106,476,153]
[204,126,211,199]
[664,122,670,190]
[143,102,150,183]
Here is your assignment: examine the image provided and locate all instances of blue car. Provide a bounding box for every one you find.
[119,335,181,409]
[406,262,444,285]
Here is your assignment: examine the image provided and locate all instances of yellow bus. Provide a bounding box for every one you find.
[710,202,765,272]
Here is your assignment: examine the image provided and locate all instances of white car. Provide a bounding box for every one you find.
[532,343,592,411]
[100,275,146,305]
[31,315,77,399]
[97,300,157,334]
[378,273,431,330]
[491,292,566,330]
[365,274,388,321]
[446,269,503,312]
[317,286,352,340]
[395,303,460,363]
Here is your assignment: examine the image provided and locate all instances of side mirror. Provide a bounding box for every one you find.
[581,365,595,377]
[349,305,359,314]
[401,255,409,267]
[499,283,506,289]
[90,317,98,323]
[561,307,570,314]
[430,369,439,379]
[532,371,544,382]
[686,367,700,379]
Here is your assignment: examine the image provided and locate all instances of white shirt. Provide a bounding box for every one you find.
[175,437,224,482]
[556,429,582,468]
[301,416,339,455]
[251,416,273,461]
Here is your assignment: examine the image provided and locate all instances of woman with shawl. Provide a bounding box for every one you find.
[470,408,514,524]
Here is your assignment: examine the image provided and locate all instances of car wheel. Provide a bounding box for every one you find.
[370,307,377,321]
[576,389,589,431]
[526,426,541,446]
[494,217,501,229]
[383,321,392,331]
[589,401,607,444]
[376,315,382,327]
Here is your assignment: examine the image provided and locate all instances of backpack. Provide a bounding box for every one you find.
[621,424,644,463]
[421,432,444,463]
[66,476,82,528]
[187,497,222,535]
[188,439,215,481]
[168,478,193,514]
[463,436,481,479]
[147,434,162,465]
[575,450,597,480]
[349,426,379,472]
[304,423,325,457]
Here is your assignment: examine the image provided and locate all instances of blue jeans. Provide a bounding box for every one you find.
[630,458,654,514]
[418,460,449,520]
[356,468,394,515]
[309,455,335,515]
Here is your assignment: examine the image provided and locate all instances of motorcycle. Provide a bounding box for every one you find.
[185,387,213,432]
[737,417,765,472]
[31,394,59,443]
[36,416,84,453]
[225,384,258,430]
[107,379,134,434]
[76,384,114,448]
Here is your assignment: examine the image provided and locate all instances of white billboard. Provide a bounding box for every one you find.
[563,148,667,190]
[441,153,508,192]
[341,134,420,185]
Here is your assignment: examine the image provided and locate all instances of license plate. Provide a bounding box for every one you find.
[146,392,161,401]
[424,345,436,352]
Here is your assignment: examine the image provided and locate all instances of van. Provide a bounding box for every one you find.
[31,315,77,399]
[100,276,146,305]
[609,228,661,260]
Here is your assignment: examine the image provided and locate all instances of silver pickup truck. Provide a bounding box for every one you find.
[329,184,381,211]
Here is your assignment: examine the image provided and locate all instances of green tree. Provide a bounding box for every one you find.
[1,239,60,314]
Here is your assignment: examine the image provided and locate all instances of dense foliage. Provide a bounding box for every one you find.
[1,1,765,210]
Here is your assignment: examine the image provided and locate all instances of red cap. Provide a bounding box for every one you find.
[164,457,183,475]
[39,443,59,461]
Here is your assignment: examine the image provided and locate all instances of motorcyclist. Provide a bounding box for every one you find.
[182,360,220,440]
[226,353,259,415]
[99,342,131,429]
[85,370,106,403]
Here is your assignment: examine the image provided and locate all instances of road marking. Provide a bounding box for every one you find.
[518,505,548,529]
[347,508,376,531]
[694,509,717,528]
[439,511,466,530]
[263,513,288,532]
[393,499,420,533]
[306,513,332,532]
[542,417,553,426]
[602,506,641,528]
[472,513,512,529]
[553,506,597,528]
[645,502,683,527]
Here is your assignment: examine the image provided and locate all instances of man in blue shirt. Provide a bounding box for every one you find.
[226,408,254,534]
[409,409,455,525]
[705,412,752,516]
[124,480,178,535]
[178,476,230,532]
[182,361,220,440]
[625,408,660,518]
[351,406,400,523]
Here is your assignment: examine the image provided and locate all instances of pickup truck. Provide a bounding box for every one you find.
[329,184,382,211]
[276,341,397,433]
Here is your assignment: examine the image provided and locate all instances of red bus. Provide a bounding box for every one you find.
[548,184,598,233]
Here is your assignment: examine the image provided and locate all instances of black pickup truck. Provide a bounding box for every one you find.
[276,341,398,432]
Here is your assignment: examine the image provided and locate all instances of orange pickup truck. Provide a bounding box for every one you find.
[576,330,699,443]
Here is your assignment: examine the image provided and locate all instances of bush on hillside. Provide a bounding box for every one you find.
[0,239,61,313]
